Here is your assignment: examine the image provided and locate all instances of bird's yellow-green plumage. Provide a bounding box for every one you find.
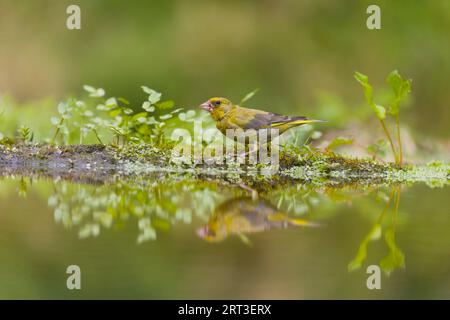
[196,196,319,242]
[199,97,324,135]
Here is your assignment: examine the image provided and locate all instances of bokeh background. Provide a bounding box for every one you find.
[0,0,450,300]
[0,0,449,138]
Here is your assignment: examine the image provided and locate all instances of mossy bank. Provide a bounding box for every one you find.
[1,144,448,189]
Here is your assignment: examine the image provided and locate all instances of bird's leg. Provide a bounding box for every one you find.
[235,142,258,164]
[238,183,259,200]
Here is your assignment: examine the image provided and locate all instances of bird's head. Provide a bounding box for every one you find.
[196,225,225,242]
[199,97,233,120]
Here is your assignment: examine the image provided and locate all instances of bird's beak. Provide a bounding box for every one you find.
[199,101,213,112]
[196,226,208,239]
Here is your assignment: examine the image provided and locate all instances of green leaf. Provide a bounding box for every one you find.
[325,136,353,152]
[354,71,386,120]
[179,110,196,122]
[156,100,175,109]
[123,108,134,115]
[240,88,259,106]
[105,97,117,108]
[132,112,147,122]
[348,224,382,272]
[109,126,124,136]
[83,85,96,93]
[109,109,122,118]
[51,117,61,125]
[93,88,105,98]
[142,101,155,112]
[379,227,405,275]
[117,97,130,105]
[386,70,412,116]
[367,139,387,157]
[171,108,183,114]
[141,86,162,104]
[83,85,105,98]
[57,102,67,115]
[159,114,173,120]
[374,104,386,119]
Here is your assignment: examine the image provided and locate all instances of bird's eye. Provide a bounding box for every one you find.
[214,100,221,106]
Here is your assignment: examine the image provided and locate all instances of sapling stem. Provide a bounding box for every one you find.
[93,129,104,145]
[51,118,65,145]
[379,119,398,164]
[396,115,403,165]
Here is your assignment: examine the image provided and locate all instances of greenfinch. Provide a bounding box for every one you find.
[199,97,325,136]
[197,196,319,243]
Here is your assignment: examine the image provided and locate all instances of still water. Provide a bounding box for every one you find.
[0,173,449,299]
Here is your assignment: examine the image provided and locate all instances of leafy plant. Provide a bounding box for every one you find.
[325,136,353,154]
[18,125,33,143]
[50,85,186,147]
[367,139,387,160]
[355,70,412,165]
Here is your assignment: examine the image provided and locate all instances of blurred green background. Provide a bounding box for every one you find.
[0,1,450,299]
[0,0,449,138]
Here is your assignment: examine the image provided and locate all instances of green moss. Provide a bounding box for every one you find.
[1,144,448,191]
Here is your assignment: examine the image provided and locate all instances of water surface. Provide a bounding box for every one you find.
[0,173,449,299]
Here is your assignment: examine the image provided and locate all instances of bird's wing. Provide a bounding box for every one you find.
[228,107,282,129]
[230,107,306,129]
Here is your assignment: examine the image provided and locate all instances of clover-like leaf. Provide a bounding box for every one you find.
[57,102,67,115]
[142,101,155,112]
[83,85,105,98]
[141,86,161,104]
[105,97,118,108]
[51,117,61,125]
[83,85,96,94]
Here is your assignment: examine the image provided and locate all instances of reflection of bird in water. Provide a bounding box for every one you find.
[197,196,319,243]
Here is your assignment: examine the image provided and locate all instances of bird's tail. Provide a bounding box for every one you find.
[288,118,327,125]
[268,213,321,228]
[271,117,326,127]
[287,217,321,228]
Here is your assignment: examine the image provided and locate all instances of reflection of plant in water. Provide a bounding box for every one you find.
[348,187,405,275]
[271,183,373,220]
[47,178,225,243]
[17,177,31,198]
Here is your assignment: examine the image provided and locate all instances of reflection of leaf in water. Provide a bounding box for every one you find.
[48,178,226,243]
[348,224,382,272]
[137,217,157,243]
[348,187,406,275]
[79,223,100,238]
[17,178,29,198]
[237,233,252,246]
[380,227,405,275]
